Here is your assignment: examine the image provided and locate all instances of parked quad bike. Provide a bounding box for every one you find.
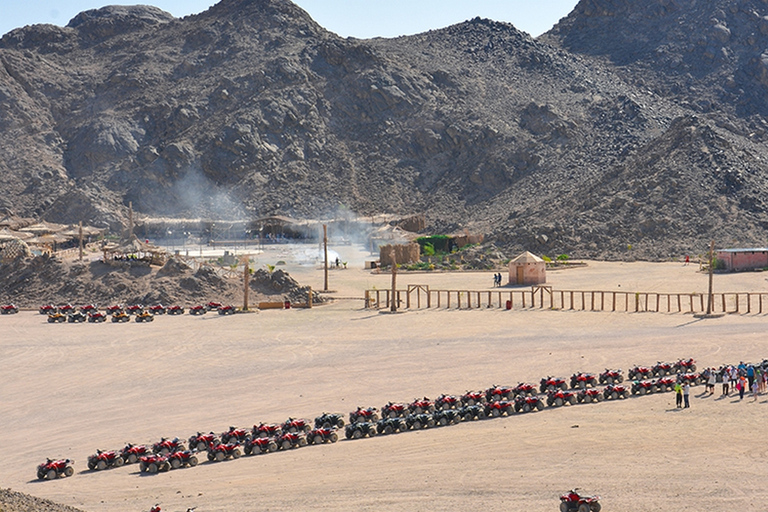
[570,372,597,389]
[433,409,463,425]
[512,382,538,397]
[189,305,207,315]
[39,304,57,315]
[577,388,604,403]
[540,376,568,393]
[87,312,107,323]
[221,426,250,445]
[408,397,435,414]
[652,361,675,377]
[349,407,379,424]
[135,311,155,322]
[243,437,278,455]
[275,433,307,450]
[306,427,339,445]
[37,458,74,480]
[67,311,87,323]
[603,384,631,400]
[673,358,697,373]
[560,489,601,512]
[405,413,436,430]
[207,442,242,461]
[381,402,407,418]
[459,405,487,421]
[152,437,185,455]
[48,313,67,323]
[87,449,124,470]
[188,432,218,452]
[345,422,377,439]
[166,305,185,315]
[167,450,198,469]
[253,423,282,438]
[111,311,130,323]
[314,412,345,429]
[547,389,579,407]
[376,417,408,435]
[515,395,545,412]
[598,369,623,384]
[435,394,461,410]
[628,365,654,380]
[485,385,514,402]
[281,418,311,433]
[631,380,656,395]
[1,304,19,314]
[218,305,236,315]
[120,443,150,464]
[139,454,170,473]
[485,400,515,417]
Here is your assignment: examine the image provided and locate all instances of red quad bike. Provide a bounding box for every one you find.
[152,437,185,455]
[514,395,545,412]
[189,305,207,315]
[560,489,601,512]
[87,312,107,323]
[603,384,631,400]
[125,304,144,315]
[673,358,697,373]
[408,397,435,414]
[276,432,307,450]
[628,365,654,380]
[598,368,624,385]
[167,450,198,469]
[570,372,598,389]
[435,394,461,410]
[87,449,124,470]
[221,426,250,445]
[166,305,185,315]
[253,423,282,438]
[188,432,219,452]
[79,304,98,313]
[218,305,236,315]
[105,304,124,315]
[381,402,407,418]
[540,376,569,393]
[547,389,578,407]
[485,400,515,417]
[205,301,223,311]
[577,388,604,403]
[485,385,514,402]
[631,380,655,395]
[139,454,170,473]
[461,391,486,406]
[349,407,378,424]
[678,372,705,386]
[39,304,57,315]
[207,441,242,461]
[654,376,677,392]
[37,458,74,480]
[1,303,19,314]
[244,436,278,455]
[57,303,75,314]
[148,304,166,315]
[512,382,538,397]
[314,412,345,429]
[120,443,150,464]
[282,417,312,433]
[306,427,339,445]
[652,361,675,377]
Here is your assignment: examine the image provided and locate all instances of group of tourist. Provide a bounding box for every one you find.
[702,362,766,401]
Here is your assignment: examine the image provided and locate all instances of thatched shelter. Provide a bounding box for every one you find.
[379,243,420,267]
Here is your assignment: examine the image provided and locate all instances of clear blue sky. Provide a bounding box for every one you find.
[0,0,579,39]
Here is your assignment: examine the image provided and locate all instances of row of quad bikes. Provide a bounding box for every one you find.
[38,302,238,323]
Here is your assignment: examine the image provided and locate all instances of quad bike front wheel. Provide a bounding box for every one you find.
[189,456,198,466]
[46,469,57,480]
[560,503,569,512]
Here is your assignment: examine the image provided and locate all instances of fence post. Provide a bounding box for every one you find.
[365,290,370,309]
[570,291,574,310]
[747,293,751,314]
[591,292,595,311]
[677,294,681,312]
[522,292,526,308]
[721,294,726,313]
[581,291,586,311]
[735,294,740,313]
[612,292,616,312]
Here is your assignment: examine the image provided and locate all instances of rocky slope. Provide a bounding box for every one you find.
[2,0,768,259]
[0,488,85,512]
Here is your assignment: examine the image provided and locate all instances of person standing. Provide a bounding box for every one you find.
[707,369,716,396]
[674,382,683,408]
[683,383,691,408]
[722,367,729,396]
[752,379,759,402]
[738,375,747,400]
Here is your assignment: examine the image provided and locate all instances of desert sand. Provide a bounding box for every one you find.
[2,249,768,512]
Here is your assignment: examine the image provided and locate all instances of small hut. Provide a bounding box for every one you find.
[508,251,546,285]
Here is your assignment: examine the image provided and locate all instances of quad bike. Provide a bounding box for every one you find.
[253,423,282,438]
[152,437,185,455]
[275,432,307,450]
[221,426,250,445]
[345,422,377,439]
[540,376,568,393]
[652,361,675,377]
[1,304,19,314]
[628,365,654,380]
[87,449,124,470]
[408,397,435,414]
[166,305,185,315]
[376,417,408,434]
[485,400,515,417]
[382,402,407,418]
[461,390,487,406]
[111,311,130,323]
[120,443,151,464]
[673,358,697,373]
[459,405,487,421]
[167,450,198,469]
[435,394,461,410]
[188,432,219,452]
[207,441,242,461]
[514,395,545,412]
[205,301,223,311]
[281,417,311,433]
[87,312,107,323]
[485,385,514,402]
[104,304,124,314]
[315,412,345,429]
[37,458,74,480]
[433,409,462,425]
[306,427,339,444]
[631,380,655,395]
[349,407,379,424]
[603,384,631,400]
[677,372,705,386]
[79,304,98,313]
[577,388,604,403]
[547,389,578,407]
[67,311,87,323]
[135,311,155,322]
[39,304,57,315]
[189,305,207,315]
[218,305,236,315]
[512,382,538,397]
[125,304,144,315]
[654,376,677,392]
[243,436,278,455]
[148,304,166,315]
[405,413,436,430]
[48,312,67,323]
[560,489,601,512]
[139,454,170,473]
[57,304,75,314]
[598,369,624,384]
[570,372,598,389]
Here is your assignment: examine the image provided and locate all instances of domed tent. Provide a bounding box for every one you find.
[507,251,546,285]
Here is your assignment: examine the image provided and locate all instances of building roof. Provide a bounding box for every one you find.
[717,248,768,253]
[510,251,544,264]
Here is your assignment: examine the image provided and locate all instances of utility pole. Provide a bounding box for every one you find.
[243,256,250,311]
[78,221,84,262]
[706,240,715,315]
[128,202,134,241]
[323,224,329,292]
[390,247,397,312]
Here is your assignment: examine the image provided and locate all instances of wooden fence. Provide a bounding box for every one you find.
[364,285,768,315]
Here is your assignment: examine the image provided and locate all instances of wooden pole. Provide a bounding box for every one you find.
[323,224,329,292]
[243,258,249,311]
[390,248,397,312]
[78,221,84,262]
[128,201,134,240]
[706,240,714,315]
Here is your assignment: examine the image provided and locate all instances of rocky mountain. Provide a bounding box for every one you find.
[2,0,768,259]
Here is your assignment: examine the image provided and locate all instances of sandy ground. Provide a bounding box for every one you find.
[3,252,768,512]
